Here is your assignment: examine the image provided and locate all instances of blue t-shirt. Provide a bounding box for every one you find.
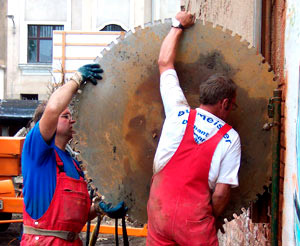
[22,122,83,220]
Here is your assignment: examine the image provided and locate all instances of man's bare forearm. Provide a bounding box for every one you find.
[158,11,195,75]
[212,183,231,218]
[158,28,183,74]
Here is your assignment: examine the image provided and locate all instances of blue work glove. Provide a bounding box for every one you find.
[71,64,103,88]
[99,201,128,219]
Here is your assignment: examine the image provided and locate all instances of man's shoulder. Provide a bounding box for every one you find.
[22,122,56,167]
[166,105,190,120]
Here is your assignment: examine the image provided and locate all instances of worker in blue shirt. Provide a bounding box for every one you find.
[21,64,127,246]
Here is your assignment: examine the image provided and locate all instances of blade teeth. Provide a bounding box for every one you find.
[231,30,237,37]
[134,25,142,32]
[241,39,251,48]
[258,54,266,64]
[222,25,227,32]
[116,35,123,43]
[234,33,242,40]
[153,19,162,25]
[273,75,279,82]
[204,21,214,28]
[119,32,126,40]
[214,24,224,31]
[144,21,153,28]
[268,65,273,72]
[93,56,101,63]
[108,41,115,49]
[224,28,234,36]
[164,18,172,24]
[125,30,133,38]
[113,39,119,45]
[101,48,108,56]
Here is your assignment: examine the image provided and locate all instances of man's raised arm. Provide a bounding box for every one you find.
[158,11,195,74]
[39,64,103,143]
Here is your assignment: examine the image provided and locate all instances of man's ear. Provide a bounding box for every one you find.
[222,98,230,111]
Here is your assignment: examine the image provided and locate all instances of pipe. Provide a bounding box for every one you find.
[271,89,282,246]
[0,219,23,224]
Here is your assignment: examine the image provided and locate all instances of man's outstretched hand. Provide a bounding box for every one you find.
[175,11,196,29]
[71,64,104,88]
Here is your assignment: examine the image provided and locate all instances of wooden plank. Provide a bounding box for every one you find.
[62,32,66,74]
[53,70,76,73]
[54,43,109,46]
[53,57,96,60]
[53,31,123,35]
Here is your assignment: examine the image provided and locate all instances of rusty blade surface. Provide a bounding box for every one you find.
[73,20,277,224]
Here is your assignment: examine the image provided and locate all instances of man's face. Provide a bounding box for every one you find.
[56,108,76,141]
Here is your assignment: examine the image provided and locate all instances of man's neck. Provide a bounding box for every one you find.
[199,104,219,117]
[55,137,67,151]
[199,104,226,121]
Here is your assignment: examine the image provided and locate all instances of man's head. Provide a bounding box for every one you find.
[199,74,237,120]
[32,101,75,142]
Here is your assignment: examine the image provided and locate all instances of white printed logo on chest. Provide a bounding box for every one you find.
[177,110,232,144]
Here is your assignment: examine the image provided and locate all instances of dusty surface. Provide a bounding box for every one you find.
[0,215,146,246]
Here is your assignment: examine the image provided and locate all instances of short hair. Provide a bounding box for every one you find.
[199,74,237,105]
[32,101,48,124]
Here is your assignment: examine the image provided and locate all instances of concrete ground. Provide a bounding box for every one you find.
[0,214,146,246]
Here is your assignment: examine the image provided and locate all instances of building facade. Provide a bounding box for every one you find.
[3,0,180,101]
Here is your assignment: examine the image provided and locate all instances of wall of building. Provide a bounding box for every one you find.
[6,0,70,100]
[181,0,260,47]
[95,0,131,30]
[4,0,180,100]
[282,1,300,245]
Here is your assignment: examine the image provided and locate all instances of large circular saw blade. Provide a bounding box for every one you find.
[73,19,277,224]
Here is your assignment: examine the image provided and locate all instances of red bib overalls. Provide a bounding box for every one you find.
[147,109,232,246]
[21,150,91,246]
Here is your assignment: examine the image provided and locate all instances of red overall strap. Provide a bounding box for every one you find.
[54,150,64,173]
[54,150,83,177]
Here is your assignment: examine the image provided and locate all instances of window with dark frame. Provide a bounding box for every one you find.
[21,94,38,100]
[28,25,64,63]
